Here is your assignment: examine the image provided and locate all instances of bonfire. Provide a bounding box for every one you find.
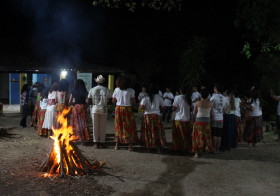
[39,108,103,177]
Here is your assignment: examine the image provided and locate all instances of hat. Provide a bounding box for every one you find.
[95,75,105,84]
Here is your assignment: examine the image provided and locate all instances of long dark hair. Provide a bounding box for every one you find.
[73,79,88,96]
[147,84,159,104]
[118,75,130,90]
[58,79,69,92]
[180,86,192,106]
[49,82,58,93]
[21,84,29,95]
[228,90,236,111]
[41,88,49,100]
[250,89,262,108]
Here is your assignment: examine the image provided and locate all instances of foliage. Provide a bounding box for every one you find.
[92,0,182,12]
[179,36,206,89]
[235,0,280,58]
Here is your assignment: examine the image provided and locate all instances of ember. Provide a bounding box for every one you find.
[39,108,103,177]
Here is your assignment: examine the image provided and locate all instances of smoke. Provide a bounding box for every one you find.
[22,0,94,67]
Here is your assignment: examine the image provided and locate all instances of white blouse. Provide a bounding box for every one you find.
[113,88,135,106]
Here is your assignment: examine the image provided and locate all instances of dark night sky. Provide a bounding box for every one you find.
[0,0,249,90]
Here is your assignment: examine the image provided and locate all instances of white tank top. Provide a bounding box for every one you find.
[196,107,211,118]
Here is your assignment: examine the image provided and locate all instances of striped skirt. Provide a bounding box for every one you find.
[37,109,47,136]
[244,116,263,143]
[192,121,213,152]
[172,120,191,152]
[140,114,167,148]
[114,106,138,144]
[71,104,91,141]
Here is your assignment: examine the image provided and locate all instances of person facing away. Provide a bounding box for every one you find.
[210,84,227,154]
[20,84,30,128]
[162,87,174,123]
[87,75,112,148]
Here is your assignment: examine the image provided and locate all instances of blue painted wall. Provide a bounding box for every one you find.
[9,73,20,104]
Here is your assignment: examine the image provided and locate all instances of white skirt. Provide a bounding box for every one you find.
[42,105,56,129]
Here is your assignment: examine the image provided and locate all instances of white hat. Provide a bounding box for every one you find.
[95,75,105,84]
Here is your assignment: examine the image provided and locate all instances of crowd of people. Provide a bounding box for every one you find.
[20,75,280,157]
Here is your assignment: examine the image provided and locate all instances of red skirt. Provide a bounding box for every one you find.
[31,101,40,126]
[37,109,47,136]
[140,114,167,148]
[71,104,90,141]
[172,120,191,152]
[192,121,213,152]
[114,106,138,144]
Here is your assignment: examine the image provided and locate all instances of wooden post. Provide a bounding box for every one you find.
[108,75,114,92]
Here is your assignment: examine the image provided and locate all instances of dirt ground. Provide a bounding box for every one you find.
[0,114,280,196]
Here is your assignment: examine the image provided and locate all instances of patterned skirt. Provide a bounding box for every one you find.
[114,106,138,144]
[172,120,191,152]
[37,109,47,136]
[138,105,145,119]
[236,116,244,142]
[71,104,91,141]
[244,116,263,143]
[192,121,213,152]
[140,114,167,148]
[31,101,40,126]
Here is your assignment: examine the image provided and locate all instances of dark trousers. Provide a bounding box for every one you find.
[20,105,28,127]
[162,106,172,122]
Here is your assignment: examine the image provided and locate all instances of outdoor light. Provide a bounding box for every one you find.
[60,70,68,79]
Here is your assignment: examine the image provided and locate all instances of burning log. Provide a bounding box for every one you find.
[39,108,104,177]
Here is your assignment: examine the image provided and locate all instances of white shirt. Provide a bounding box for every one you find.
[163,92,174,106]
[88,85,112,113]
[234,98,241,117]
[191,91,201,102]
[138,92,147,101]
[113,88,135,106]
[173,95,190,121]
[40,98,48,110]
[141,94,164,116]
[250,99,262,116]
[210,93,227,121]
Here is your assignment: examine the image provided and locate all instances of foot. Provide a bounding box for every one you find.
[128,145,133,151]
[114,144,119,150]
[193,153,199,158]
[93,143,99,149]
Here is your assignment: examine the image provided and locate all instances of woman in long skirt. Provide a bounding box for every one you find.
[172,86,192,153]
[192,89,214,158]
[140,84,167,153]
[112,75,138,151]
[42,82,58,136]
[138,86,147,119]
[70,79,90,145]
[244,89,263,146]
[37,88,48,137]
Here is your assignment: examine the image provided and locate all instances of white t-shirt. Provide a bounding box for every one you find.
[234,98,241,117]
[163,92,174,106]
[250,99,262,116]
[210,93,227,120]
[112,88,135,106]
[191,91,201,102]
[277,96,280,115]
[173,95,191,122]
[141,94,164,116]
[40,98,48,110]
[138,92,147,101]
[88,85,112,113]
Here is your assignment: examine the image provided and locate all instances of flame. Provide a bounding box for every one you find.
[50,107,74,174]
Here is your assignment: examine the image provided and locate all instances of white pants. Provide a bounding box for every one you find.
[91,113,107,143]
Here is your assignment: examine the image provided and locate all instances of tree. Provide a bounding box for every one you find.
[179,36,206,89]
[92,0,182,12]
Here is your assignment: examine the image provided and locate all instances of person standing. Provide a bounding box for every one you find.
[42,82,58,136]
[140,84,167,153]
[138,86,147,119]
[112,75,138,151]
[88,75,112,148]
[162,87,174,123]
[244,89,263,146]
[20,84,29,128]
[37,88,48,137]
[192,89,214,158]
[210,84,227,153]
[191,86,201,104]
[70,79,91,146]
[172,86,192,153]
[270,89,280,142]
[221,90,238,151]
